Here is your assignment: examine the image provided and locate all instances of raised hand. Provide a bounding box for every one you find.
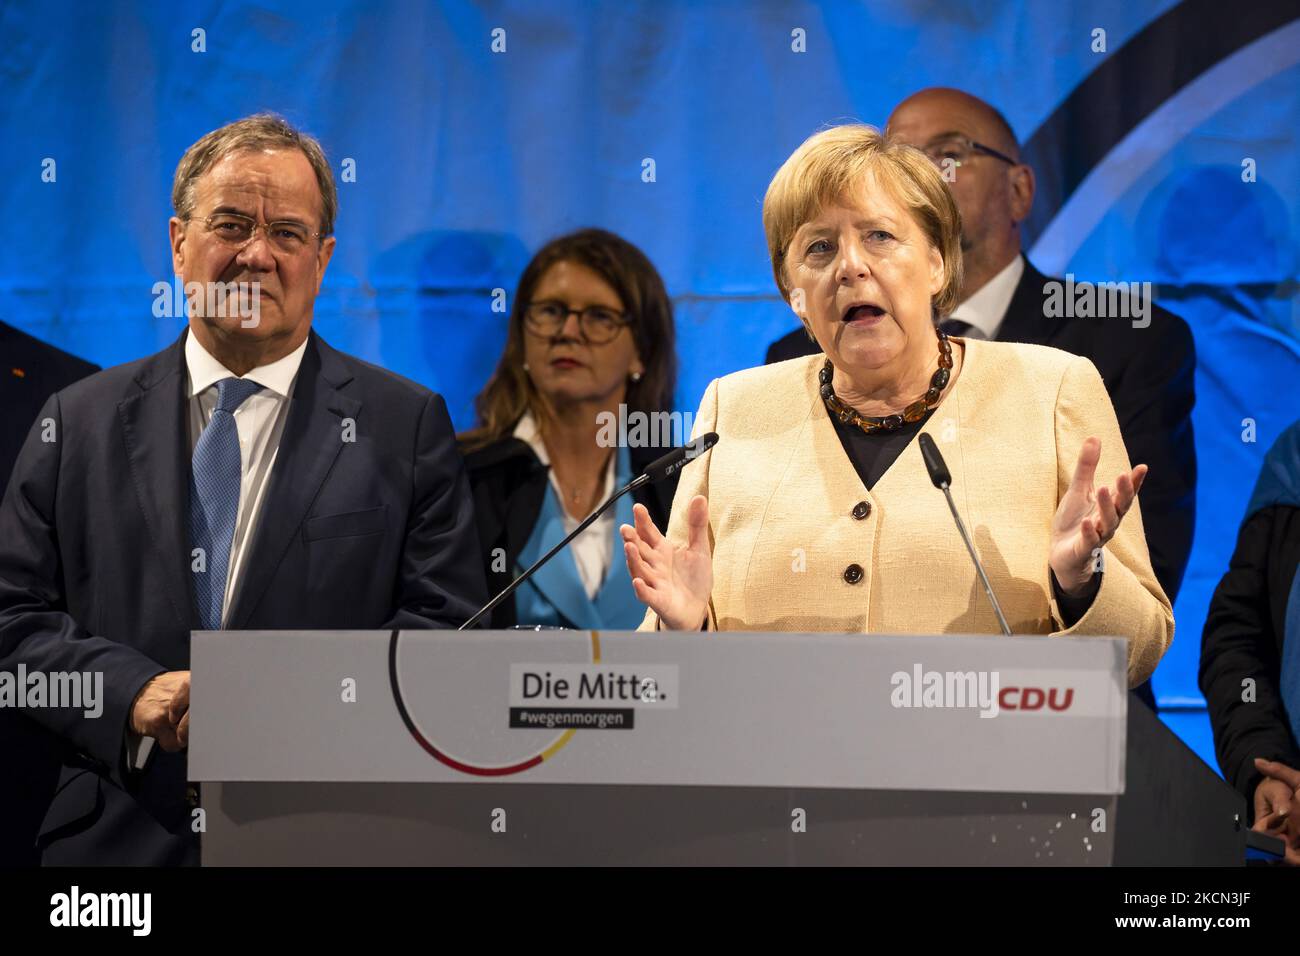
[1050,437,1147,595]
[620,495,713,630]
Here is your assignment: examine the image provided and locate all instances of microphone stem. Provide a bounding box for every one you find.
[459,475,649,631]
[939,484,1013,637]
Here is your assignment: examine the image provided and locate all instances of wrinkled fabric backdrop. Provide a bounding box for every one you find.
[2,0,1297,767]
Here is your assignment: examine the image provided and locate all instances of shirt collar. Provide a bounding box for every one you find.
[185,328,309,400]
[948,254,1025,340]
[513,410,550,466]
[512,410,618,499]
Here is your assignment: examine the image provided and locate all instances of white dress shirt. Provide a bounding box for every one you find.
[947,254,1025,341]
[513,411,615,600]
[130,331,308,771]
[185,330,308,626]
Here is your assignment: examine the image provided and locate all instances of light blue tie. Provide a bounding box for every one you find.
[190,377,263,630]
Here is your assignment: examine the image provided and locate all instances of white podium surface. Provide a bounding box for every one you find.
[190,629,1127,796]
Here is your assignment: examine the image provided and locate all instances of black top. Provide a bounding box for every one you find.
[1199,503,1300,811]
[459,435,679,629]
[766,254,1197,608]
[827,405,935,491]
[826,400,1099,630]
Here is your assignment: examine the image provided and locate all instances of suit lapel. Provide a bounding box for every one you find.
[226,332,361,628]
[732,362,865,625]
[994,255,1062,347]
[518,485,601,630]
[117,333,197,630]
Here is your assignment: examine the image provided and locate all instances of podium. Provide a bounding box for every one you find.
[189,629,1246,865]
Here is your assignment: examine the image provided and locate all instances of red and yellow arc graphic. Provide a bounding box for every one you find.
[387,629,601,777]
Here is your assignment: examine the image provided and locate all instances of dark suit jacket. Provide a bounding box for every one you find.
[1,321,100,487]
[1199,508,1300,813]
[0,322,100,867]
[0,329,486,865]
[764,255,1197,605]
[460,436,677,628]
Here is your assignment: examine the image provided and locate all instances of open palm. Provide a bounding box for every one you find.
[1050,436,1147,594]
[620,495,713,630]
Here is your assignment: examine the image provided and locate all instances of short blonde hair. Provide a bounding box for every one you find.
[172,112,338,236]
[762,124,963,320]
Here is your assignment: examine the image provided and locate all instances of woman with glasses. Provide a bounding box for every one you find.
[458,229,679,629]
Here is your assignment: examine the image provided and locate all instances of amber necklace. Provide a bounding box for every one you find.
[819,329,953,434]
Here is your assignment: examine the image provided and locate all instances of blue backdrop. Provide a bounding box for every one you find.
[3,0,1298,768]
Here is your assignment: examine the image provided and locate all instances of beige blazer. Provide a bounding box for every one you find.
[640,339,1174,688]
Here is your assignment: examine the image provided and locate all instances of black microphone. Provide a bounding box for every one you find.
[458,432,720,631]
[642,431,719,483]
[917,433,1012,636]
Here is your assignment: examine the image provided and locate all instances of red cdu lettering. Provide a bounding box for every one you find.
[1019,688,1045,711]
[1048,688,1074,711]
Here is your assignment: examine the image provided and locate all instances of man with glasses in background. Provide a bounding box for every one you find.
[766,90,1196,701]
[0,113,486,864]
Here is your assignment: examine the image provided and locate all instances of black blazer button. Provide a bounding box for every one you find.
[843,563,864,584]
[186,785,200,808]
[852,501,872,520]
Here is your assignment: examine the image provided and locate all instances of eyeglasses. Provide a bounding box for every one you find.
[921,135,1018,169]
[523,300,631,344]
[192,212,325,254]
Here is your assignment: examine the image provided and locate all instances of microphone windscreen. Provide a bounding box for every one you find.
[918,433,952,488]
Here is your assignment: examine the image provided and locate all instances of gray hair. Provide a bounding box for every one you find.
[171,112,338,235]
